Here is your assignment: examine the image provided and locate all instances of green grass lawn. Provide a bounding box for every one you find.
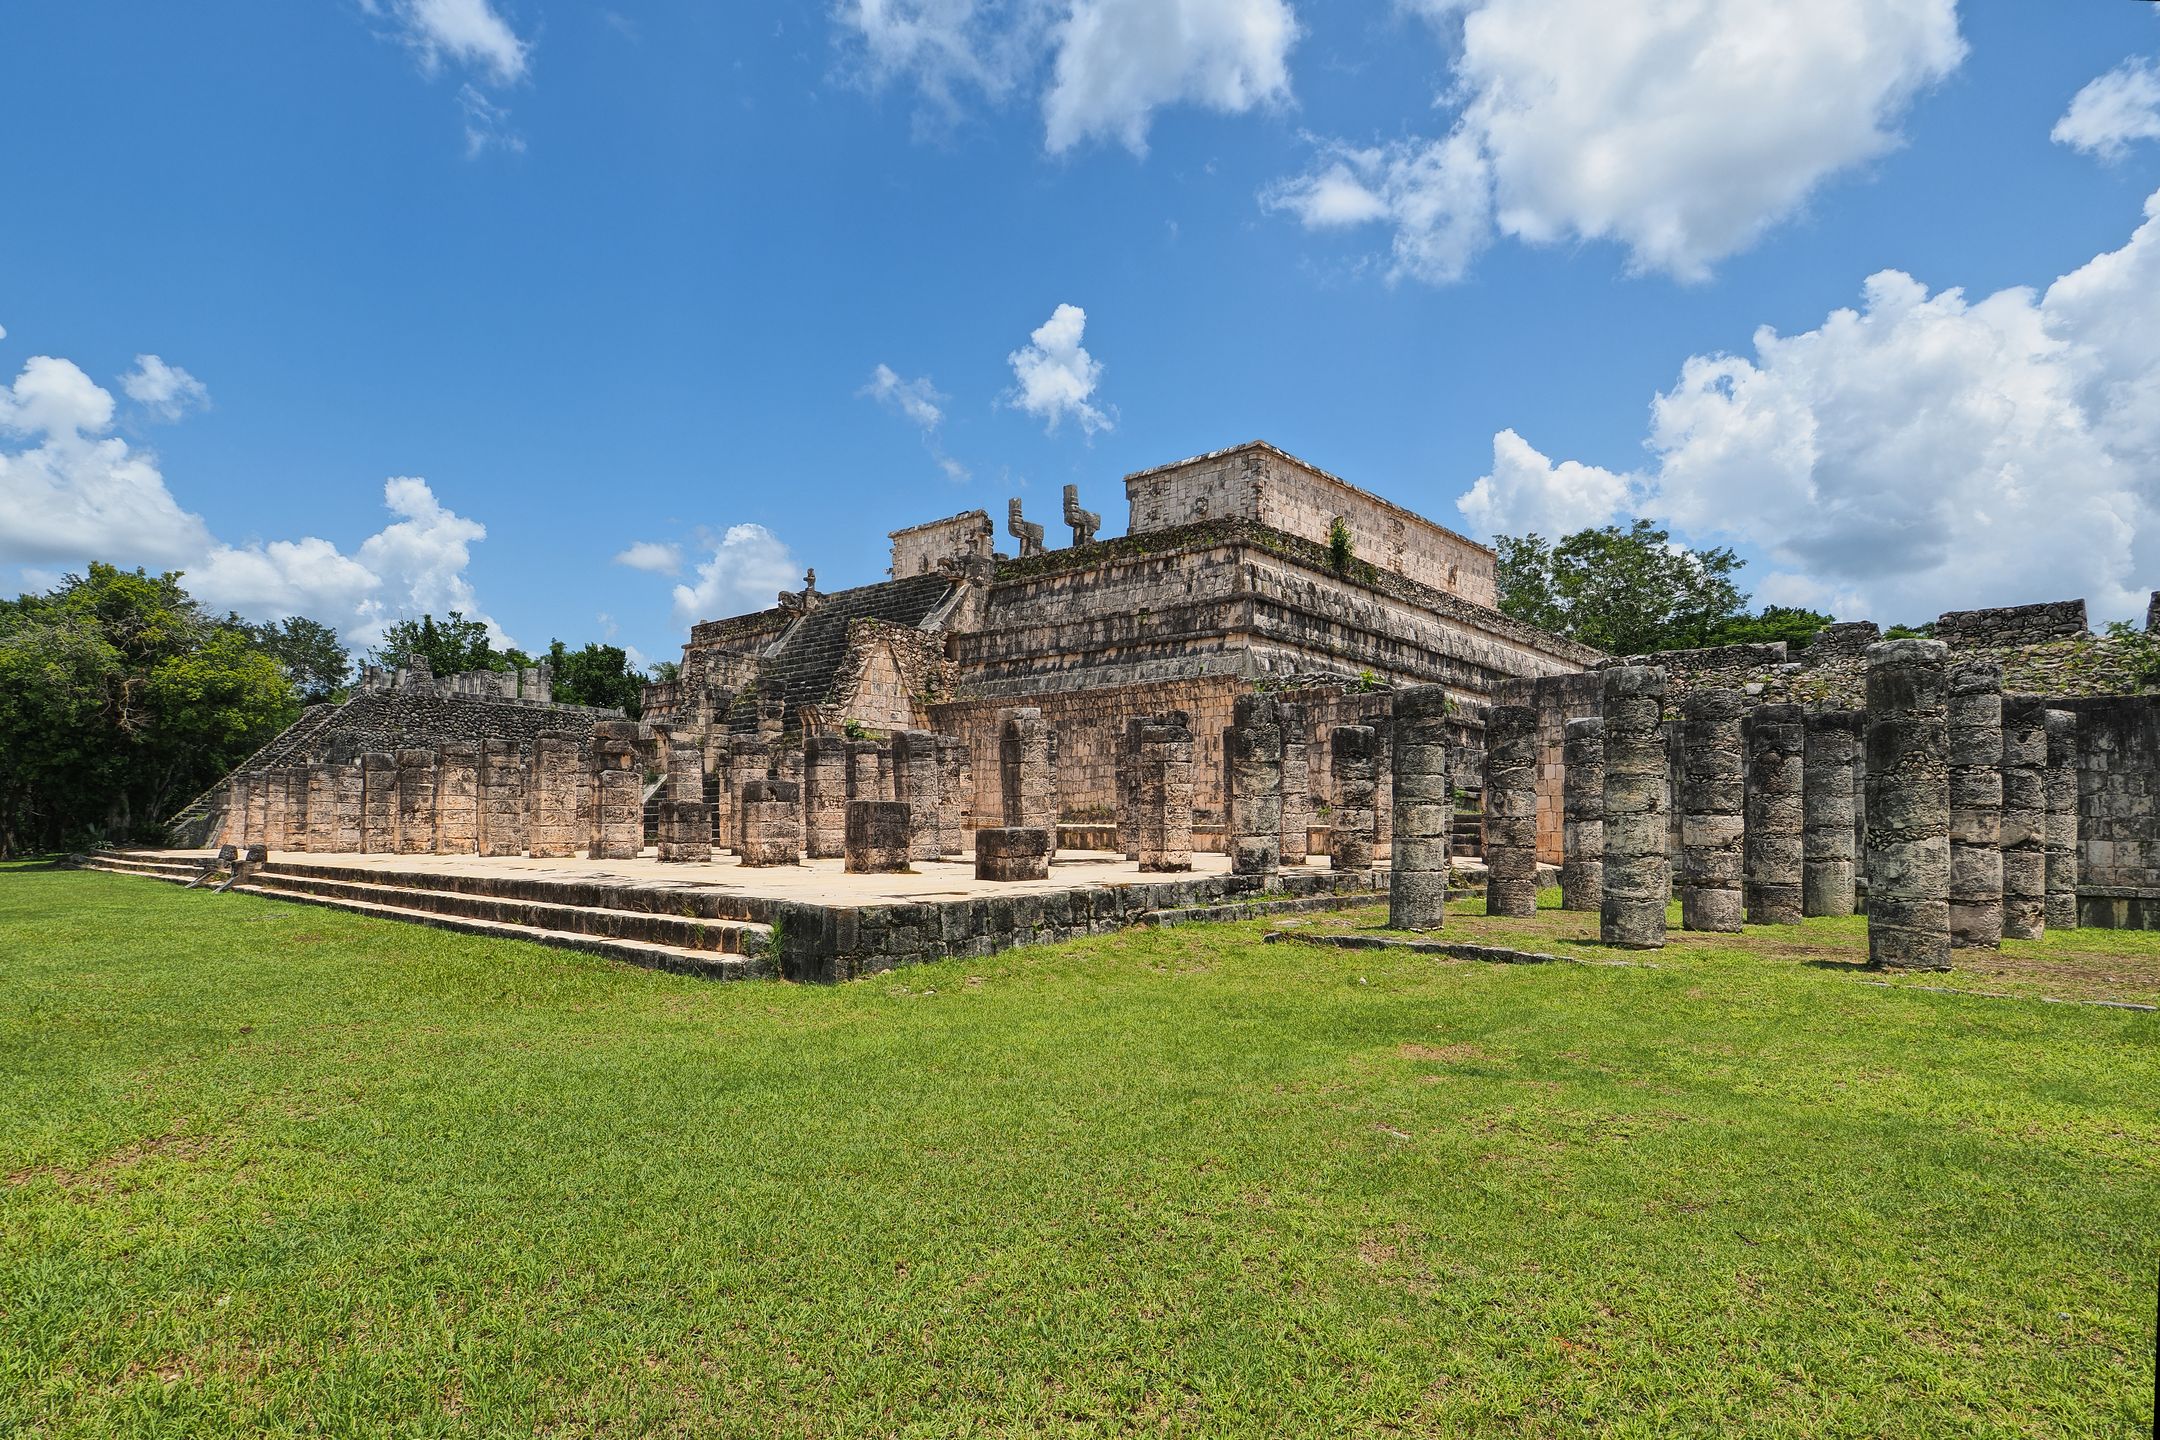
[3,862,2155,1437]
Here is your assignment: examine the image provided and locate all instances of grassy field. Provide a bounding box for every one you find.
[3,862,2155,1437]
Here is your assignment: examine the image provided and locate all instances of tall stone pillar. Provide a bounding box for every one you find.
[2044,709,2080,931]
[893,730,944,862]
[1388,687,1453,931]
[1278,700,1311,866]
[1601,665,1669,949]
[282,767,312,852]
[666,741,704,802]
[1802,710,1862,916]
[803,735,849,859]
[1482,703,1540,918]
[1678,689,1746,933]
[526,735,580,858]
[1744,703,1805,926]
[478,740,529,857]
[1223,694,1283,877]
[245,772,270,851]
[1560,717,1604,912]
[707,742,735,852]
[1116,715,1148,861]
[1999,697,2049,940]
[1947,663,2003,949]
[434,742,480,856]
[1864,639,1952,971]
[847,739,891,804]
[306,763,343,852]
[220,777,249,850]
[588,721,643,861]
[395,749,436,854]
[937,736,969,856]
[998,708,1056,845]
[844,800,910,874]
[738,779,801,867]
[1136,714,1195,872]
[1329,725,1378,874]
[326,764,363,853]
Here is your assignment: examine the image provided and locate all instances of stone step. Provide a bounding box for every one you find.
[249,869,772,957]
[229,882,770,981]
[259,858,766,923]
[74,855,207,884]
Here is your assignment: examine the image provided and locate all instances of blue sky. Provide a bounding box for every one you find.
[5,1,2160,670]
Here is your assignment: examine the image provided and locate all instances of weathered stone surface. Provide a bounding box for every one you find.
[590,770,644,861]
[1744,703,1805,926]
[1999,696,2049,940]
[221,775,251,850]
[1560,717,1604,912]
[1946,663,2003,949]
[433,742,480,856]
[1601,665,1669,949]
[2044,708,2080,931]
[998,708,1057,849]
[1278,700,1311,865]
[738,778,801,867]
[893,730,944,862]
[1224,693,1283,876]
[937,735,969,856]
[1865,639,1953,971]
[803,735,849,859]
[273,766,307,852]
[525,735,580,858]
[395,749,436,854]
[975,825,1051,881]
[478,739,528,857]
[1330,725,1378,875]
[304,763,339,852]
[656,797,712,863]
[1483,703,1540,918]
[1136,713,1196,872]
[328,763,363,853]
[1802,710,1862,916]
[1388,687,1452,930]
[844,800,912,874]
[1116,715,1148,860]
[1679,689,1746,934]
[245,772,271,851]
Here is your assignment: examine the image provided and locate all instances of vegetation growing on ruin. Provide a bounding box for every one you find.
[4,863,2152,1437]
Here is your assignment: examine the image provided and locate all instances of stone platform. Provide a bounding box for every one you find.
[76,847,1387,984]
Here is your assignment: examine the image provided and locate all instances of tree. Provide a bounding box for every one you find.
[546,639,648,717]
[239,615,351,702]
[1706,605,1835,653]
[1496,520,1748,656]
[0,565,297,853]
[372,611,507,676]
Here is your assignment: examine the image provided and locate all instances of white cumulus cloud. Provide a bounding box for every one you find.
[1269,0,1963,283]
[120,354,211,420]
[0,350,507,647]
[2054,56,2160,161]
[670,524,801,630]
[614,541,685,575]
[1458,187,2160,626]
[1457,428,1634,539]
[834,0,1297,154]
[1006,303,1111,435]
[363,0,531,155]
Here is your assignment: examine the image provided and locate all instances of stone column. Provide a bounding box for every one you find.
[657,799,711,863]
[1278,700,1311,866]
[1864,639,1952,971]
[893,730,943,862]
[847,739,892,804]
[1223,694,1283,877]
[1136,714,1195,872]
[281,767,311,852]
[1329,725,1378,873]
[844,800,910,874]
[738,779,801,866]
[1802,710,1862,916]
[1389,688,1453,931]
[937,736,969,857]
[220,777,249,850]
[1482,704,1540,918]
[1601,665,1670,949]
[1560,717,1604,913]
[1999,697,2049,940]
[1677,690,1745,932]
[975,826,1051,881]
[1116,715,1148,861]
[707,742,735,853]
[1947,663,2003,949]
[1744,703,1805,926]
[305,764,342,852]
[774,746,807,854]
[434,742,480,856]
[998,708,1056,844]
[803,735,849,859]
[527,735,580,858]
[326,763,363,853]
[359,753,396,853]
[245,772,270,851]
[2044,708,2080,931]
[589,721,643,860]
[478,740,529,857]
[395,749,436,854]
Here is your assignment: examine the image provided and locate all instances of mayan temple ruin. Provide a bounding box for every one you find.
[125,439,2160,982]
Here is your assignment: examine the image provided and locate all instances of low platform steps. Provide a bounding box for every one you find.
[71,849,773,981]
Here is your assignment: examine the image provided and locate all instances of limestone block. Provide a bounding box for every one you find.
[1744,703,1806,926]
[1387,687,1452,931]
[975,825,1052,881]
[1864,640,1952,971]
[1560,717,1604,913]
[1802,711,1862,917]
[845,800,912,874]
[1600,665,1669,949]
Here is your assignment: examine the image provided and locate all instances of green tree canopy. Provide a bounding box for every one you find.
[237,614,351,702]
[0,565,298,853]
[1496,521,1749,655]
[546,640,648,717]
[371,611,531,677]
[1706,605,1835,652]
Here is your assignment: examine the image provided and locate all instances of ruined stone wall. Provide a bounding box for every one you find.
[2056,694,2160,926]
[889,510,995,579]
[822,620,953,733]
[1493,671,1605,865]
[1121,443,1497,605]
[290,690,613,764]
[1934,600,2088,649]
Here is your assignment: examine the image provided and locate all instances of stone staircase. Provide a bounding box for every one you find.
[161,703,342,845]
[70,849,773,981]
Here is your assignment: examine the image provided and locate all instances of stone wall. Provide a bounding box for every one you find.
[304,689,614,763]
[2056,694,2160,927]
[1121,442,1498,606]
[1934,600,2088,649]
[889,509,995,578]
[1493,671,1605,864]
